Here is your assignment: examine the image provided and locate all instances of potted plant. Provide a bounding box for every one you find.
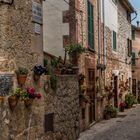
[8,88,22,111]
[50,75,57,91]
[104,105,111,120]
[125,93,135,108]
[16,67,28,85]
[22,87,42,107]
[110,106,118,118]
[119,102,126,112]
[33,65,47,81]
[67,44,85,66]
[51,57,62,75]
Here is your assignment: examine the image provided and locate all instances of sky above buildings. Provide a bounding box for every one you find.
[129,0,140,25]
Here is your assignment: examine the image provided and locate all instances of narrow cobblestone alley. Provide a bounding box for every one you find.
[78,104,140,140]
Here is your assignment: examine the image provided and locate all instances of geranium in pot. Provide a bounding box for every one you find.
[33,65,47,81]
[119,102,126,112]
[16,67,28,86]
[67,44,85,66]
[8,88,22,111]
[22,87,42,107]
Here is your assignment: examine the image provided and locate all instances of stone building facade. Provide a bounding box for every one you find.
[0,76,80,140]
[132,25,140,101]
[104,0,134,108]
[0,0,43,72]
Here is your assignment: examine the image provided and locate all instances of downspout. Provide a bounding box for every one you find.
[102,0,106,65]
[131,11,137,22]
[97,0,100,65]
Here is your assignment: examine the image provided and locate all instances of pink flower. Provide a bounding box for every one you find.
[27,88,35,94]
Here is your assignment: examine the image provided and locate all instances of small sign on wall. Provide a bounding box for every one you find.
[32,2,42,24]
[0,74,13,96]
[35,23,41,34]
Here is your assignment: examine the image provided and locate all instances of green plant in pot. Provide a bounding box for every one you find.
[67,44,85,66]
[8,88,22,111]
[125,93,135,108]
[110,106,118,118]
[50,74,57,91]
[16,67,28,86]
[51,57,62,75]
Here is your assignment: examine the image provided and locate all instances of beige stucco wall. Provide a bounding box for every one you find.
[43,0,69,59]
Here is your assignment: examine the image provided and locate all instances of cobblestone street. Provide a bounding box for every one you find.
[78,104,140,140]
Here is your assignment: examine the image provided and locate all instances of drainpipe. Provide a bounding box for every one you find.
[102,0,106,65]
[97,0,100,65]
[131,11,137,22]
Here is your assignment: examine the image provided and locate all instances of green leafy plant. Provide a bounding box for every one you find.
[67,44,85,56]
[50,75,57,90]
[125,93,135,108]
[104,105,118,119]
[16,67,28,75]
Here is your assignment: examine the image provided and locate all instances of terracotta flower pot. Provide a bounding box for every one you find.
[24,98,33,107]
[8,96,18,111]
[120,106,125,112]
[33,73,40,81]
[17,74,27,86]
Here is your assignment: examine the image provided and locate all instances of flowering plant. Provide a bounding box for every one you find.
[22,88,42,99]
[33,65,47,76]
[119,102,126,107]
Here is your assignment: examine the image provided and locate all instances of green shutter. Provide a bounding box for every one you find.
[132,52,136,65]
[113,31,117,51]
[132,30,135,40]
[88,1,94,49]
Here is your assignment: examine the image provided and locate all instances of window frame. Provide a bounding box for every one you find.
[88,1,94,50]
[112,31,117,51]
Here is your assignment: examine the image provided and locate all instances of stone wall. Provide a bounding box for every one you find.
[0,0,43,72]
[0,75,79,140]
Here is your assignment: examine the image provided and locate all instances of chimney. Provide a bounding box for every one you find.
[137,21,140,27]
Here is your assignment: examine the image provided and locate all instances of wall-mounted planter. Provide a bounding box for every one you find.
[33,73,40,81]
[17,74,27,86]
[24,98,33,107]
[8,96,19,111]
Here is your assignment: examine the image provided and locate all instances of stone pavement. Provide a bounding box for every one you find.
[78,104,140,140]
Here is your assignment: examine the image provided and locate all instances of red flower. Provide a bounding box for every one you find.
[37,93,42,99]
[27,88,35,94]
[119,102,126,107]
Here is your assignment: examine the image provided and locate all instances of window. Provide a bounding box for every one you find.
[112,0,117,5]
[113,31,117,51]
[127,11,131,22]
[132,29,135,40]
[88,1,94,49]
[127,38,132,57]
[132,52,136,65]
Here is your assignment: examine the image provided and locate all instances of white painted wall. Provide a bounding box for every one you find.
[101,0,118,32]
[43,0,69,58]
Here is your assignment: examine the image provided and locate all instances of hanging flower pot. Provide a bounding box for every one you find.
[8,96,19,111]
[16,67,28,86]
[33,73,40,81]
[17,74,27,85]
[24,98,33,107]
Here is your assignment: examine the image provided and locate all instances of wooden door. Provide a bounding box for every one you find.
[87,69,95,123]
[114,76,118,108]
[132,79,136,96]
